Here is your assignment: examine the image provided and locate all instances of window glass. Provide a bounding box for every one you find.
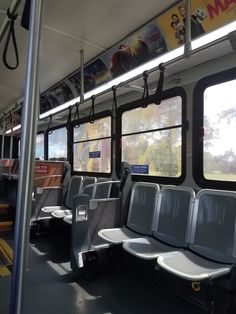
[203,80,236,181]
[122,96,182,177]
[122,98,182,134]
[48,127,67,160]
[73,116,111,173]
[35,133,44,160]
[18,133,45,160]
[74,116,111,142]
[74,139,111,173]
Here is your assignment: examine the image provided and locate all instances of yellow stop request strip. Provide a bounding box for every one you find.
[0,239,13,277]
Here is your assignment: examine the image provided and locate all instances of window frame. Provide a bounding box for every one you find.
[116,87,187,184]
[193,67,236,190]
[72,110,112,177]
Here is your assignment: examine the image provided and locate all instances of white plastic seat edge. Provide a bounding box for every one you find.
[157,255,231,281]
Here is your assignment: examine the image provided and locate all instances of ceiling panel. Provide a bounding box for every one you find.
[0,0,184,113]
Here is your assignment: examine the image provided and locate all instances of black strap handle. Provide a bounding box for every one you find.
[74,102,80,128]
[47,115,53,134]
[112,86,118,119]
[3,8,19,70]
[154,63,165,105]
[66,107,72,130]
[89,96,95,124]
[142,71,149,108]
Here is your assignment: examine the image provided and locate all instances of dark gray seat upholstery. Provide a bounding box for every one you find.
[40,175,83,218]
[123,185,195,260]
[98,182,160,244]
[157,189,236,281]
[63,180,116,224]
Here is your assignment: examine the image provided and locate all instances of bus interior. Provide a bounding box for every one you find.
[0,0,236,313]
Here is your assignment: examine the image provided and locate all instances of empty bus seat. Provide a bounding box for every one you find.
[39,175,83,220]
[70,162,132,272]
[157,189,236,281]
[123,186,195,260]
[31,162,71,222]
[51,176,97,219]
[63,180,115,224]
[98,182,160,244]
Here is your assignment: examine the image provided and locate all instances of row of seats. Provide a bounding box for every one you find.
[98,183,236,283]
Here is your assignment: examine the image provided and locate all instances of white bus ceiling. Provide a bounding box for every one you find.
[0,0,236,119]
[0,0,178,114]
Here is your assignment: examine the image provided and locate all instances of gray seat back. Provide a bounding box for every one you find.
[80,176,97,199]
[94,181,112,199]
[127,182,160,235]
[153,185,195,247]
[189,189,236,264]
[64,175,83,209]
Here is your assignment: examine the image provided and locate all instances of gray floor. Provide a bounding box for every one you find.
[0,230,206,314]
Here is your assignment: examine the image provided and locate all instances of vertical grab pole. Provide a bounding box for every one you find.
[184,0,192,57]
[80,50,84,102]
[9,1,43,314]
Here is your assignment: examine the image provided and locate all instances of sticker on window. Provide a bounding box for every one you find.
[89,151,101,158]
[131,165,149,174]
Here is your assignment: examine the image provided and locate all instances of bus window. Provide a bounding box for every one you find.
[18,133,45,160]
[203,80,236,181]
[48,127,67,160]
[121,94,184,178]
[193,68,236,189]
[35,133,44,160]
[73,116,111,173]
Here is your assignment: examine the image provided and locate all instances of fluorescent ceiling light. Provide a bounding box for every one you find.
[84,47,184,100]
[40,47,184,119]
[39,20,236,120]
[5,124,21,134]
[192,20,236,50]
[39,97,80,119]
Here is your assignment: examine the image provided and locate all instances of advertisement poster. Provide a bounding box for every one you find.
[101,22,167,78]
[158,0,236,49]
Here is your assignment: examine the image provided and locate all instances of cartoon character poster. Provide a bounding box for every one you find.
[101,22,168,78]
[158,0,236,49]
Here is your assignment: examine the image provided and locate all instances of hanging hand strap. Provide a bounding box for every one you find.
[154,63,165,105]
[74,102,80,128]
[66,107,72,130]
[89,96,95,124]
[3,8,19,70]
[142,71,149,108]
[112,86,118,119]
[47,115,53,134]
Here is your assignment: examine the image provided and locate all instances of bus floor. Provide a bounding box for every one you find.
[0,229,205,314]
